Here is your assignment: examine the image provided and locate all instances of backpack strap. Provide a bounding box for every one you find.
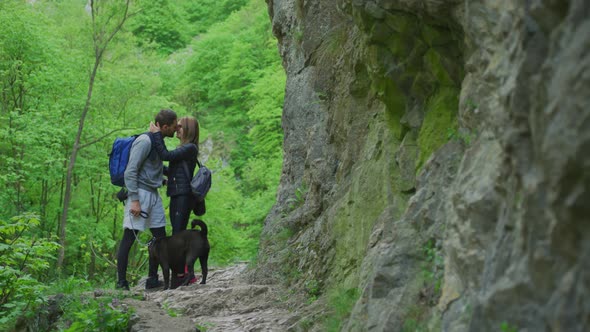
[181,160,193,180]
[182,157,202,180]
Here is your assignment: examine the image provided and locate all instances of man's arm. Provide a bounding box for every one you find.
[124,135,152,202]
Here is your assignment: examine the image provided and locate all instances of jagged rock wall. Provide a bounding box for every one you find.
[256,0,589,331]
[442,1,590,331]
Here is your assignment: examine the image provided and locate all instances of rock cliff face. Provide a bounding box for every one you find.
[255,0,589,331]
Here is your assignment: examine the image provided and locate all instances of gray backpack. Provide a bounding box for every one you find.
[182,159,212,202]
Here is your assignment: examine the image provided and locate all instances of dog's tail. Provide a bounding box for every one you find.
[191,219,208,237]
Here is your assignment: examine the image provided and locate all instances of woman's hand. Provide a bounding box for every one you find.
[149,121,161,133]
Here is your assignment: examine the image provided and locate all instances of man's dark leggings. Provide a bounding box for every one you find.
[116,226,166,283]
[170,194,192,234]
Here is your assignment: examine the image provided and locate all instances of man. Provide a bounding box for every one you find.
[116,109,178,290]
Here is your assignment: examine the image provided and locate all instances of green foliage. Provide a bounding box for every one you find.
[243,63,285,185]
[195,321,215,331]
[397,240,445,332]
[500,321,519,332]
[323,287,360,332]
[50,275,93,295]
[465,98,478,111]
[282,254,301,286]
[0,1,50,82]
[162,301,183,317]
[182,0,249,35]
[60,295,132,332]
[0,0,285,320]
[178,0,283,176]
[304,279,321,303]
[204,162,267,264]
[276,227,294,244]
[416,86,459,170]
[422,239,444,300]
[401,305,429,332]
[0,0,188,281]
[287,182,309,211]
[315,22,349,67]
[293,28,304,43]
[0,213,60,330]
[170,0,284,266]
[45,276,131,331]
[0,1,60,218]
[128,0,189,54]
[447,127,475,145]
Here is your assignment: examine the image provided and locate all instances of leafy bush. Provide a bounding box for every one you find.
[183,0,249,34]
[128,0,190,54]
[60,294,132,332]
[0,213,60,330]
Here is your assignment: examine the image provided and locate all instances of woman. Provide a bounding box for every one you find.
[149,116,199,234]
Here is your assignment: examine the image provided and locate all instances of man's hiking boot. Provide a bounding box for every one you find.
[116,280,130,291]
[145,277,164,290]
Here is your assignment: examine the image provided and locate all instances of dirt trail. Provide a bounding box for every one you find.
[122,263,306,332]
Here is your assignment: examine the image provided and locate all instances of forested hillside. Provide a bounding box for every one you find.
[0,0,284,329]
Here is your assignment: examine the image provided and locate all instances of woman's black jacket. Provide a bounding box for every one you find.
[150,132,198,197]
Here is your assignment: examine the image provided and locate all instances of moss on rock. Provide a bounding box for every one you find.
[424,49,456,87]
[416,86,459,171]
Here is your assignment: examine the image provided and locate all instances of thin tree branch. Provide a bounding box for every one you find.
[89,241,116,268]
[18,238,36,272]
[96,0,131,62]
[78,127,137,150]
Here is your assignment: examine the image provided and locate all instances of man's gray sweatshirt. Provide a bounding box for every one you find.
[124,134,163,201]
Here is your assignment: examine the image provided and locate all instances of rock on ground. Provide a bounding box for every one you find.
[123,263,305,332]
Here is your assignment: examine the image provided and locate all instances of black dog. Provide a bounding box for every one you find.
[148,219,210,290]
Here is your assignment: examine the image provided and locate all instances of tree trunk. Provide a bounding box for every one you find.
[57,61,99,268]
[56,0,131,268]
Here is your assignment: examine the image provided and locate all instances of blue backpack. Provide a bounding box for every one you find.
[108,135,140,187]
